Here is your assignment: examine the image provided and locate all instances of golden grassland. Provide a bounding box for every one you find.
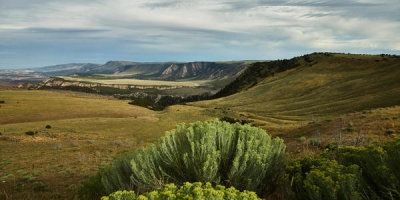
[0,88,399,199]
[57,76,202,87]
[0,89,212,199]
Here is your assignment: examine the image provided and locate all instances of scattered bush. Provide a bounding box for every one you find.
[348,121,353,127]
[386,129,396,134]
[219,116,253,125]
[71,142,80,147]
[309,138,321,146]
[285,157,361,200]
[325,142,339,151]
[78,166,122,199]
[45,125,51,129]
[32,181,48,192]
[0,100,4,104]
[98,120,285,196]
[101,182,261,200]
[52,143,63,150]
[25,131,36,136]
[337,144,400,199]
[296,136,306,143]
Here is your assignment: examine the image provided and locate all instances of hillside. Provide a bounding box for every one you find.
[194,53,400,130]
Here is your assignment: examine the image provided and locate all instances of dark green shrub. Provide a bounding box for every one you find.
[102,120,286,195]
[101,152,136,193]
[101,182,261,200]
[219,116,253,125]
[385,139,400,181]
[325,142,339,151]
[338,145,400,199]
[45,125,51,129]
[386,129,396,134]
[25,131,36,136]
[32,181,48,192]
[285,156,361,200]
[77,169,107,199]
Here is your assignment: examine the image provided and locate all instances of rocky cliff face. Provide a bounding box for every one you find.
[159,62,246,80]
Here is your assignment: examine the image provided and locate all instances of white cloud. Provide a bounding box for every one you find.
[0,0,399,67]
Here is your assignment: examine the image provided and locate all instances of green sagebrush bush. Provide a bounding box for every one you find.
[102,120,286,195]
[285,156,361,200]
[336,141,400,199]
[285,139,400,200]
[101,182,261,200]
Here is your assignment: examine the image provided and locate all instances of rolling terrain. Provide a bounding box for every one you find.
[194,53,400,130]
[1,53,400,199]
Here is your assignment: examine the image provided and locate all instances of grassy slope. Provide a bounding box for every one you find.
[0,89,212,199]
[193,53,400,130]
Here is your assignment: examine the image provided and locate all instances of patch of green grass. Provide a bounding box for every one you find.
[297,136,306,143]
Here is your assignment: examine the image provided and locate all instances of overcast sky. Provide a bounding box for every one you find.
[0,0,399,68]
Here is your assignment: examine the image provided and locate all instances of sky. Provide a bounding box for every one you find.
[0,0,399,69]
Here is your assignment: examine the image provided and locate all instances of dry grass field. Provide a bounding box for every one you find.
[0,89,212,199]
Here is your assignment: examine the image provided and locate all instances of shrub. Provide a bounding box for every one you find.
[77,169,107,199]
[296,136,306,143]
[25,131,36,136]
[348,122,353,127]
[309,138,321,146]
[32,181,48,192]
[219,116,253,125]
[386,129,396,134]
[102,120,286,195]
[0,100,4,104]
[101,152,136,193]
[338,145,400,199]
[45,125,51,129]
[101,182,261,200]
[385,139,400,181]
[285,156,361,200]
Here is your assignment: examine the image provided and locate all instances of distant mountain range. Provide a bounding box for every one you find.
[0,61,252,84]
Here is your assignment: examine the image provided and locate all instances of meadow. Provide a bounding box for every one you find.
[0,89,212,199]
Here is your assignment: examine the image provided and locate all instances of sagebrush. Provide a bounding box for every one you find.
[101,182,261,200]
[101,120,286,195]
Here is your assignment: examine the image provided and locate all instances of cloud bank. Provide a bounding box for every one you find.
[0,0,399,68]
